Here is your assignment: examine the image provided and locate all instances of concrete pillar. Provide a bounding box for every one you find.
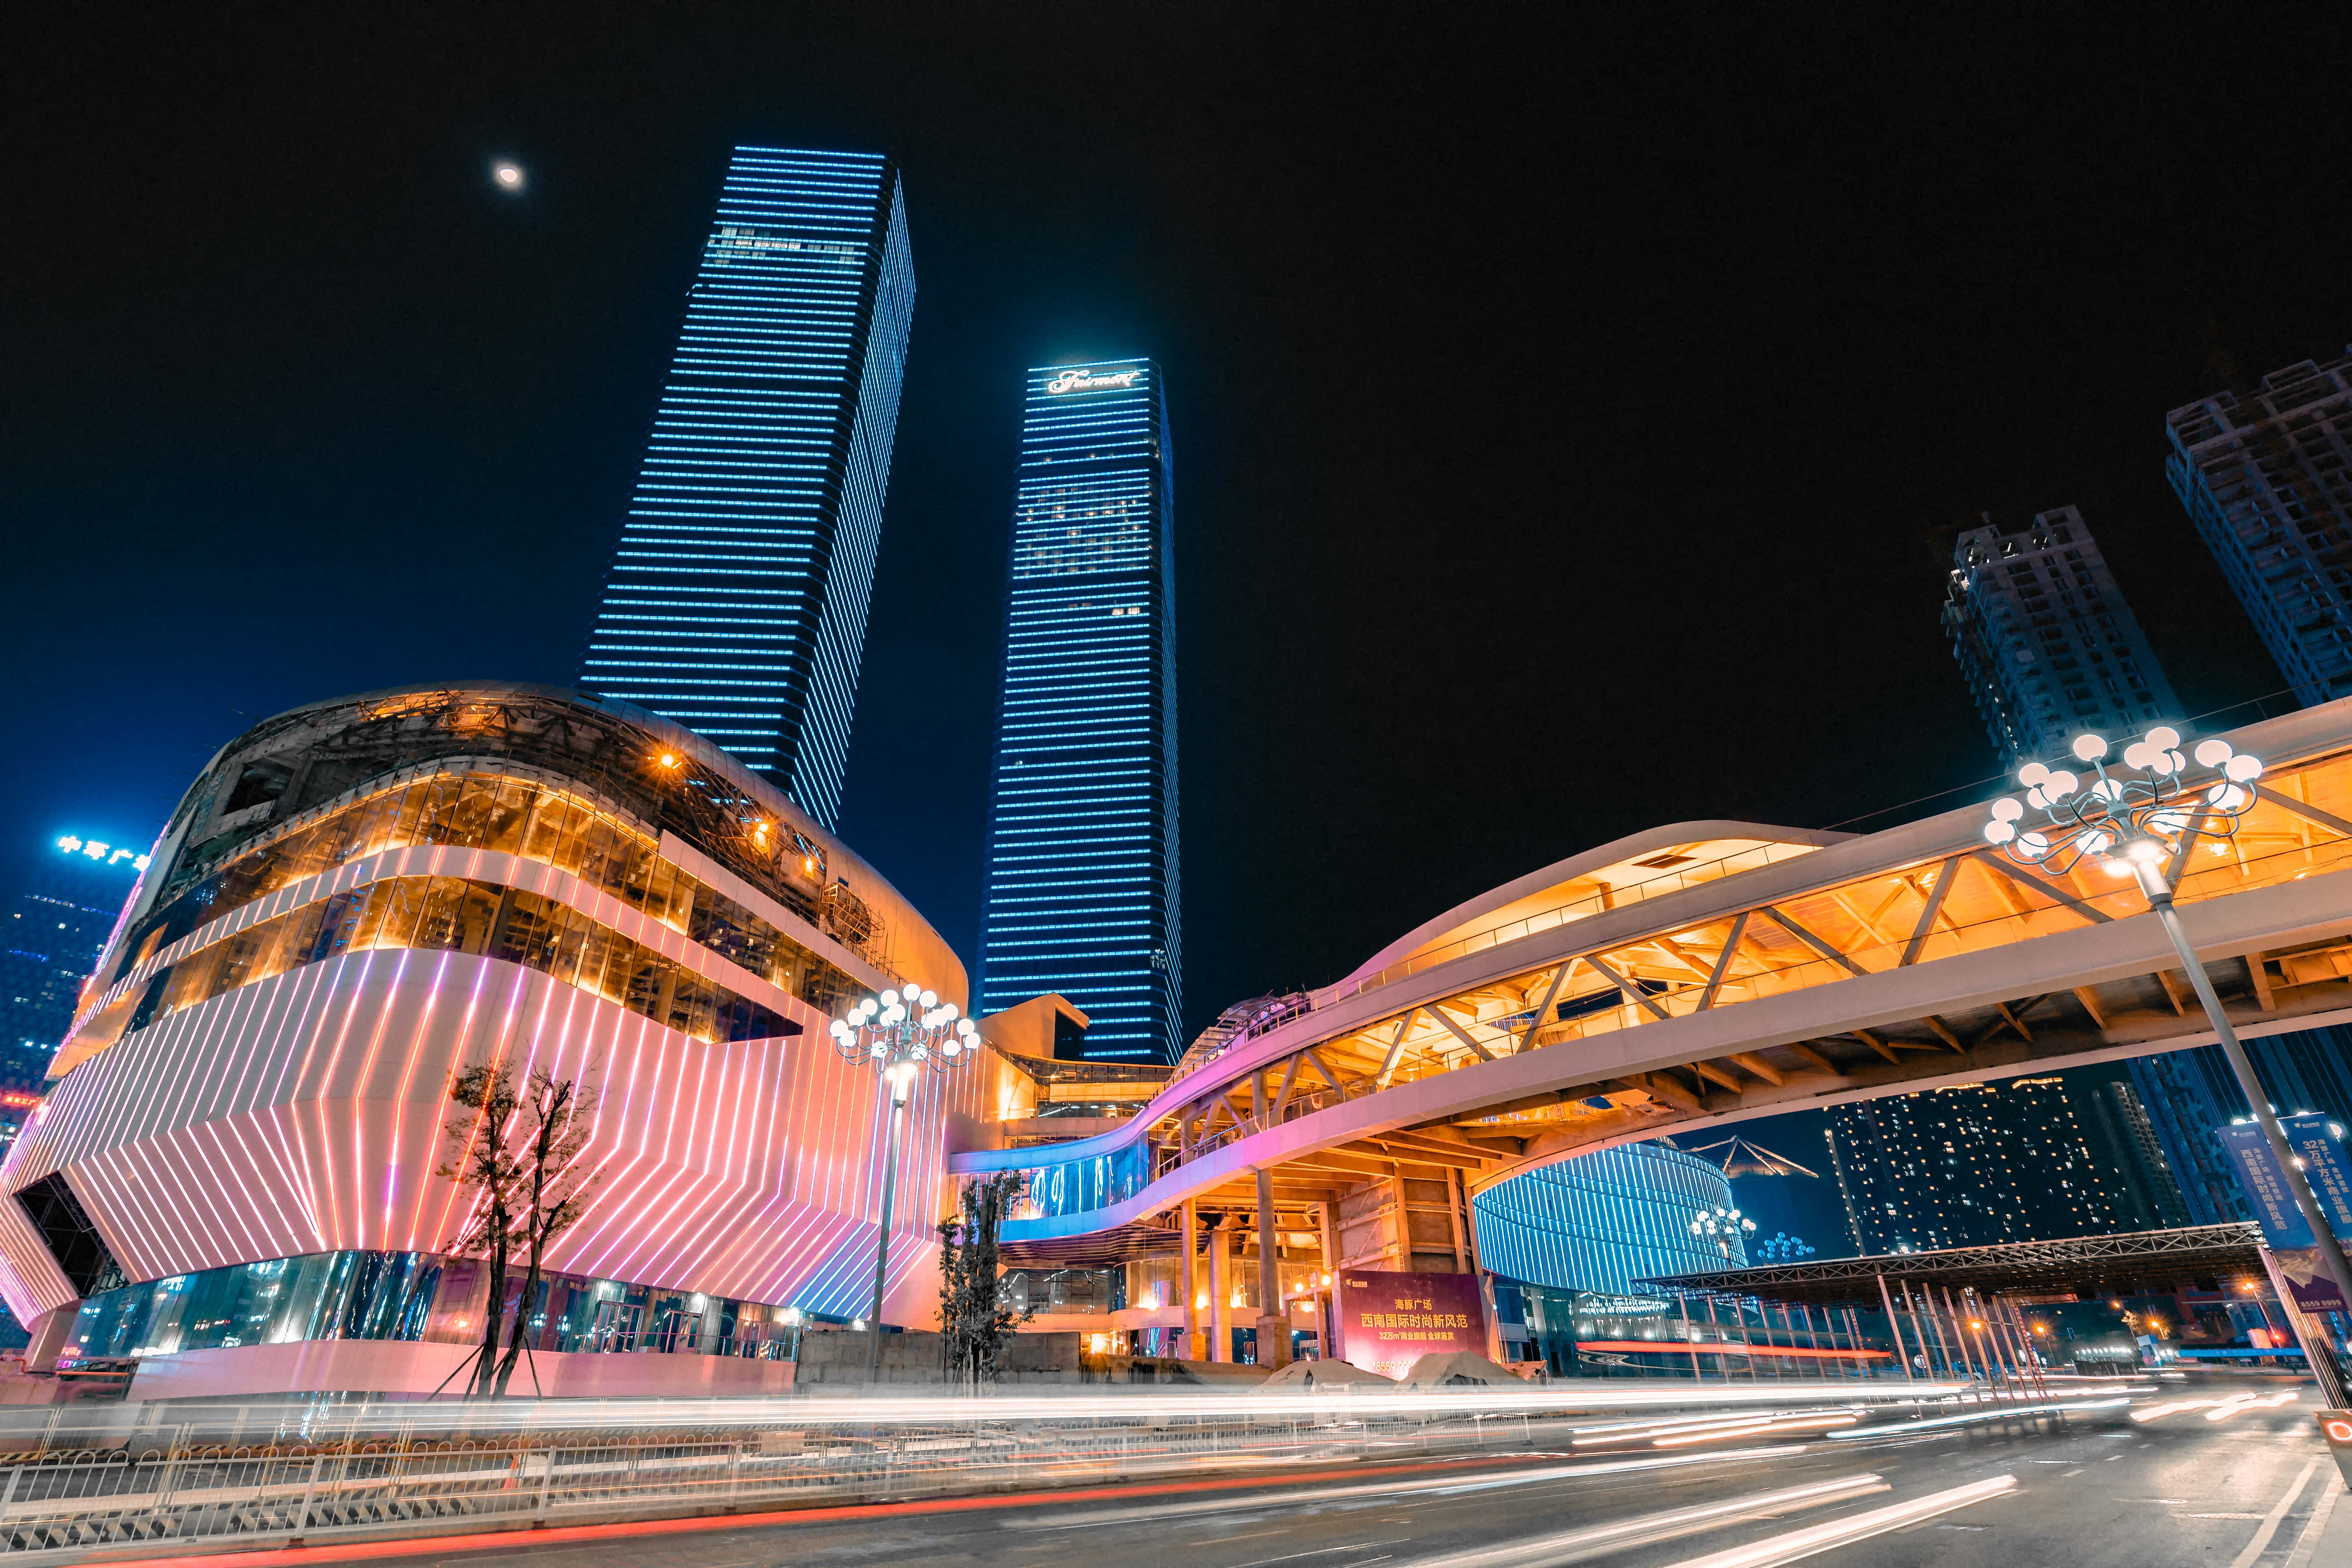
[1254,1167,1290,1368]
[21,1303,76,1373]
[1181,1198,1202,1361]
[1208,1219,1232,1362]
[1317,1200,1338,1363]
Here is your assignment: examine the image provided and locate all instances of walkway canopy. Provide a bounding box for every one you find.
[1638,1223,2270,1307]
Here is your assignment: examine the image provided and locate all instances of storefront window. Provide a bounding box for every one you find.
[65,1250,802,1363]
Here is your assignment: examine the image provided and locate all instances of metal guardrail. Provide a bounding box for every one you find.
[0,1399,1559,1562]
[0,1378,2061,1564]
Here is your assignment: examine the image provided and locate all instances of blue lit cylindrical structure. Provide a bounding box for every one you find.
[1471,1142,1740,1292]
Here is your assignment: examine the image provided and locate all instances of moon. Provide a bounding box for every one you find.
[492,162,525,192]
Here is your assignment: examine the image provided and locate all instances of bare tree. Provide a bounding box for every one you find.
[438,1062,599,1399]
[439,1063,522,1399]
[492,1071,598,1396]
[937,1172,1032,1388]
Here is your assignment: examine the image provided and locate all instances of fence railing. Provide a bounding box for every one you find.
[0,1381,1985,1563]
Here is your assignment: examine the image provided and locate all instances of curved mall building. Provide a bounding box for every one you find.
[0,684,988,1398]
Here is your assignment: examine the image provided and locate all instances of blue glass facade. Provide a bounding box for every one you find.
[2127,1032,2352,1226]
[1471,1142,1741,1292]
[581,147,916,831]
[978,361,1183,1062]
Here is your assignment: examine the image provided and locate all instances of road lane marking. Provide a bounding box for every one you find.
[1381,1476,1889,1568]
[2061,1469,2083,1477]
[1656,1474,2019,1568]
[2228,1456,2321,1568]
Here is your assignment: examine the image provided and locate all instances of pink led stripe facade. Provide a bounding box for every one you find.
[0,683,991,1353]
[0,947,985,1328]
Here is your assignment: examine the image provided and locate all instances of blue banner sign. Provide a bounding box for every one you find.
[2218,1121,2315,1247]
[2217,1116,2351,1315]
[2282,1112,2352,1235]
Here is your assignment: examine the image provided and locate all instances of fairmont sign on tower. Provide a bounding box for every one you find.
[1044,367,1143,394]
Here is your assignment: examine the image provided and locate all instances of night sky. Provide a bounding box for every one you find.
[10,13,2352,1235]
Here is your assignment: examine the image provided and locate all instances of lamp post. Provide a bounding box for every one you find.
[830,984,980,1384]
[1690,1205,1755,1261]
[1985,725,2352,1323]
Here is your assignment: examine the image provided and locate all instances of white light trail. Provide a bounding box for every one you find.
[1659,1474,2019,1567]
[1386,1474,1889,1567]
[1007,1445,1814,1530]
[1829,1397,2132,1439]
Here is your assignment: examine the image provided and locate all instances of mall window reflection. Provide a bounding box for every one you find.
[114,768,866,1019]
[65,1249,806,1365]
[129,875,800,1047]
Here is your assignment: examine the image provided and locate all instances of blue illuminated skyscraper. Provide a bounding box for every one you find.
[978,360,1183,1062]
[581,147,915,830]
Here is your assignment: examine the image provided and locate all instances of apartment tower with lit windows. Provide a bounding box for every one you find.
[580,147,915,831]
[1941,506,2181,770]
[978,360,1184,1063]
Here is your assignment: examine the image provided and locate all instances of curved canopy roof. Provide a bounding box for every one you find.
[1338,820,1851,996]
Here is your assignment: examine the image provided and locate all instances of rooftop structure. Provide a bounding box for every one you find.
[581,147,916,830]
[1640,1222,2270,1306]
[2167,345,2352,707]
[1942,506,2181,769]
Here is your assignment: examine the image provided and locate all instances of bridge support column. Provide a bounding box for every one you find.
[1255,1167,1290,1368]
[1208,1218,1233,1362]
[1181,1198,1203,1362]
[1317,1201,1339,1364]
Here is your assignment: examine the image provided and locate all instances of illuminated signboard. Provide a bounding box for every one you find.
[1335,1269,1487,1380]
[1043,368,1142,395]
[0,1094,38,1111]
[54,837,149,871]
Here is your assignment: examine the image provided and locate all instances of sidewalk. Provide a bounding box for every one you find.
[2291,1463,2348,1568]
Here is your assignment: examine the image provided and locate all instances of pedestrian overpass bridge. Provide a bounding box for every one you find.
[953,701,2352,1289]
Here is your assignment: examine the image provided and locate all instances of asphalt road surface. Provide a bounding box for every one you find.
[376,1380,2340,1568]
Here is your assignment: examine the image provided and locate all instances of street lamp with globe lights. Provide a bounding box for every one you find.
[1986,725,2352,1326]
[829,985,980,1381]
[1690,1205,1755,1261]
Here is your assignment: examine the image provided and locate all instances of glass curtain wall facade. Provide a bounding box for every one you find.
[2166,347,2352,707]
[1470,1142,1739,1292]
[582,147,916,830]
[1942,507,2181,769]
[978,360,1183,1062]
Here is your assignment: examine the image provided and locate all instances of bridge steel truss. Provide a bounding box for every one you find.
[969,702,2352,1309]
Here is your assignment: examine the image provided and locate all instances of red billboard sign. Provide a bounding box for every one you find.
[1336,1269,1486,1380]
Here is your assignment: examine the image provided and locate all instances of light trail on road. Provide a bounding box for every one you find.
[1659,1474,2020,1567]
[1383,1475,1891,1566]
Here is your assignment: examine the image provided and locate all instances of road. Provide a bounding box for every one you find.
[138,1377,2348,1568]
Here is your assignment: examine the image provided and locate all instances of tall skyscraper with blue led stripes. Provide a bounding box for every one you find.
[978,360,1183,1062]
[580,147,915,831]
